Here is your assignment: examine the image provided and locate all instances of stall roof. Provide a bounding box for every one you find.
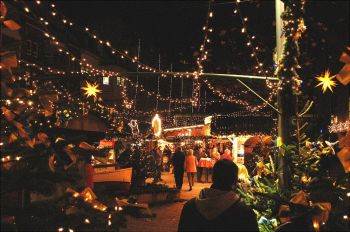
[210,113,276,136]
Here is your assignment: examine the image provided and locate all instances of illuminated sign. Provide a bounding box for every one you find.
[152,114,162,137]
[103,76,109,85]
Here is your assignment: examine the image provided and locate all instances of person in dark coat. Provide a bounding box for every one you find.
[171,146,185,189]
[178,159,259,232]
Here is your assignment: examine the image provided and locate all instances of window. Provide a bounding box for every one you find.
[103,76,110,85]
[117,76,124,87]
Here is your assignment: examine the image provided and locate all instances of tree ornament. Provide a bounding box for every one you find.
[315,70,337,93]
[1,106,15,121]
[8,133,18,143]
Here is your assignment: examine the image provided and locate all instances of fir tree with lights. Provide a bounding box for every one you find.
[1,3,126,231]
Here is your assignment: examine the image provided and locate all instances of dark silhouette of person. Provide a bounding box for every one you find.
[178,159,259,231]
[172,146,185,189]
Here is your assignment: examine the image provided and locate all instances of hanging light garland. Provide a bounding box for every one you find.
[193,0,214,107]
[233,0,277,90]
[328,116,349,133]
[26,0,165,74]
[19,1,278,115]
[192,0,277,112]
[275,0,307,93]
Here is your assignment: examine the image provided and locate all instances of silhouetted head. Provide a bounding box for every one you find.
[212,159,238,191]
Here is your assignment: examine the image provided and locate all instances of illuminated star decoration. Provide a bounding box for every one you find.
[81,81,101,101]
[315,70,337,93]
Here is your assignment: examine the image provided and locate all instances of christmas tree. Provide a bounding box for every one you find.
[1,3,126,231]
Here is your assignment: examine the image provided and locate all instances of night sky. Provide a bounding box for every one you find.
[52,1,349,117]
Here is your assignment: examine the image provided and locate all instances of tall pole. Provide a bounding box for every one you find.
[276,0,290,190]
[134,39,141,110]
[275,0,284,62]
[155,54,160,111]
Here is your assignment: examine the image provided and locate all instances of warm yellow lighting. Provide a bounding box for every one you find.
[277,137,282,147]
[152,114,162,137]
[313,219,320,232]
[315,70,337,93]
[81,81,101,100]
[84,218,90,224]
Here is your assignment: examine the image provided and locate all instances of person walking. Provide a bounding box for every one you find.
[171,146,185,190]
[184,149,197,191]
[178,159,259,231]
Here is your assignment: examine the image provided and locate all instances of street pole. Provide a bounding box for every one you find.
[276,0,291,190]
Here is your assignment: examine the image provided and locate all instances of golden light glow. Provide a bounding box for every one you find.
[315,70,337,93]
[81,81,101,100]
[152,114,162,137]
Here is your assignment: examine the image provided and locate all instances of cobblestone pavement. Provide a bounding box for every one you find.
[120,172,212,232]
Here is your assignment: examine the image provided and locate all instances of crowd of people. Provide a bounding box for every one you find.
[170,144,238,191]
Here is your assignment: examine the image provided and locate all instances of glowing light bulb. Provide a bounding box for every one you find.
[24,7,30,13]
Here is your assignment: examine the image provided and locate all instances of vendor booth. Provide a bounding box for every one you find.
[158,113,275,178]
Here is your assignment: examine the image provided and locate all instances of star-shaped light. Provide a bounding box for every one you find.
[315,70,337,93]
[81,81,101,100]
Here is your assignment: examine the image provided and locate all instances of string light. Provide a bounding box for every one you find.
[233,1,276,90]
[38,2,168,75]
[16,2,277,118]
[193,0,214,107]
[328,116,349,133]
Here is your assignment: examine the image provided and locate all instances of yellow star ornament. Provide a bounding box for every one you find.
[315,70,337,93]
[81,81,101,100]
